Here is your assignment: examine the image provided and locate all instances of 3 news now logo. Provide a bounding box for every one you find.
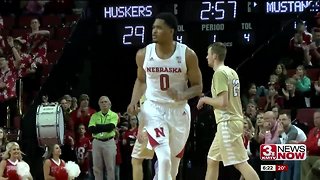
[260,144,307,161]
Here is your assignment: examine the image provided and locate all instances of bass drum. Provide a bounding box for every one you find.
[36,103,64,147]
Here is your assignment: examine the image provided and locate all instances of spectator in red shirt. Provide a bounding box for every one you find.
[22,18,50,108]
[301,110,320,179]
[122,115,138,152]
[70,94,96,139]
[289,22,312,67]
[7,36,34,78]
[304,28,320,66]
[75,123,92,179]
[0,54,18,128]
[25,18,49,66]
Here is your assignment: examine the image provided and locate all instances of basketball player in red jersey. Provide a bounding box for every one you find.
[43,144,66,180]
[127,12,203,180]
[0,142,33,179]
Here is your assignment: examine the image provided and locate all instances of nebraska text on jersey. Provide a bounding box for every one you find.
[146,67,182,73]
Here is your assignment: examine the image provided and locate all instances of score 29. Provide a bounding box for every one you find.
[121,25,146,46]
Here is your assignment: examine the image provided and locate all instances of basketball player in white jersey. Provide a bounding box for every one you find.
[127,12,203,180]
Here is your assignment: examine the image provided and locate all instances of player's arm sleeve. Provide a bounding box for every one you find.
[213,70,228,95]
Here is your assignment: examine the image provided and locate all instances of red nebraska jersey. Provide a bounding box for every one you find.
[49,159,65,177]
[3,159,18,178]
[75,136,92,172]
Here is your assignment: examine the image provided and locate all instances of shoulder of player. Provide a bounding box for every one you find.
[136,47,146,57]
[185,47,198,66]
[213,66,232,79]
[136,47,146,66]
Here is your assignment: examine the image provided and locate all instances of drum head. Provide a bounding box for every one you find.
[36,104,65,147]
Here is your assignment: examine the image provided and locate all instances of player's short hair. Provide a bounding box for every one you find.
[208,42,227,62]
[155,12,178,32]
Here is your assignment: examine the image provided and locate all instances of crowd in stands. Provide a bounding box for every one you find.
[238,13,320,180]
[0,0,84,178]
[0,1,81,132]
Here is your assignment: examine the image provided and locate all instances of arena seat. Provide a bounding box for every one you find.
[47,39,65,52]
[257,96,267,110]
[286,69,295,77]
[2,16,15,29]
[11,28,30,38]
[42,64,54,77]
[296,108,316,128]
[41,15,62,28]
[55,27,71,40]
[46,51,62,65]
[18,16,36,28]
[307,68,320,81]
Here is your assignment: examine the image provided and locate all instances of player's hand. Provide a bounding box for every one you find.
[197,97,207,109]
[127,103,140,116]
[167,88,184,101]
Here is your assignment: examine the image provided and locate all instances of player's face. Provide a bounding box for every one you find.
[206,47,215,68]
[152,19,172,43]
